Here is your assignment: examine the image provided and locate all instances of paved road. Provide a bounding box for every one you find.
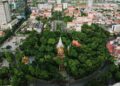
[0,36,27,51]
[0,20,29,52]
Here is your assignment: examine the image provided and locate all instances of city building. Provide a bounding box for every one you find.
[9,0,27,19]
[8,0,17,10]
[54,4,62,11]
[56,0,61,4]
[94,3,118,10]
[38,3,52,10]
[71,0,118,5]
[88,0,93,11]
[63,3,68,9]
[0,0,11,25]
[66,14,94,31]
[48,0,56,3]
[108,25,120,34]
[43,11,52,18]
[37,3,52,18]
[64,6,77,17]
[0,31,5,37]
[27,19,43,33]
[27,0,46,6]
[107,37,120,65]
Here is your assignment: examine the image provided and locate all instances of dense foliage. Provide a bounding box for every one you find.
[18,24,111,80]
[36,11,73,24]
[0,30,12,45]
[0,23,114,86]
[52,11,73,22]
[85,63,120,86]
[0,67,10,85]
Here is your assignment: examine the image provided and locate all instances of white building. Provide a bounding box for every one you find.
[38,3,52,10]
[87,0,93,11]
[63,3,68,9]
[111,82,120,86]
[56,0,61,4]
[88,0,93,8]
[54,4,62,11]
[27,19,43,33]
[54,6,62,11]
[67,22,82,31]
[0,0,11,26]
[8,0,16,10]
[48,0,56,3]
[8,19,18,28]
[108,25,120,34]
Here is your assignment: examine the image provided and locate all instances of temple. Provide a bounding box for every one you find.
[22,56,29,64]
[56,37,65,71]
[56,37,65,58]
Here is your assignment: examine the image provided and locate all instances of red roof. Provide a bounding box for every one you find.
[115,49,120,54]
[72,40,81,47]
[106,42,114,53]
[106,42,120,55]
[0,31,5,36]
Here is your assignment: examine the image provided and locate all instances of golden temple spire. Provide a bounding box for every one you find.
[56,37,64,49]
[56,37,65,57]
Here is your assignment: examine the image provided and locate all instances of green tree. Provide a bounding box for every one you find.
[4,52,14,63]
[115,71,120,81]
[67,59,79,76]
[63,16,73,22]
[48,38,56,45]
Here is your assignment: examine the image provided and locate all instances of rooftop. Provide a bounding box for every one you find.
[56,37,64,48]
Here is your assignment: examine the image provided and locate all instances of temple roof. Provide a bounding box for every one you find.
[56,37,64,48]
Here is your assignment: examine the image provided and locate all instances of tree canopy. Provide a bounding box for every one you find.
[19,24,111,80]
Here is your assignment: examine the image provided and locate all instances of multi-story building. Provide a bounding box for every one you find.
[0,0,11,25]
[38,3,52,10]
[27,0,47,6]
[56,0,61,4]
[48,0,56,4]
[70,0,117,4]
[92,0,120,3]
[8,0,27,19]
